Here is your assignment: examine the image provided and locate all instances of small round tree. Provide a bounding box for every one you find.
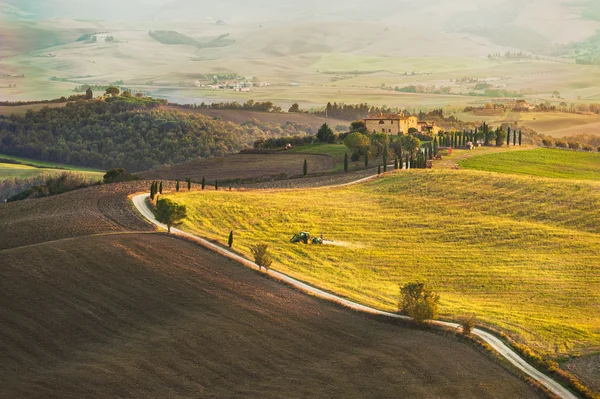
[251,244,273,272]
[399,282,440,324]
[153,198,187,233]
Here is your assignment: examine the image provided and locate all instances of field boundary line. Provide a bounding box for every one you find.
[0,231,159,253]
[132,193,578,399]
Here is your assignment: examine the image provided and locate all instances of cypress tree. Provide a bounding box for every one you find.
[519,130,522,146]
[383,144,388,172]
[215,179,219,191]
[344,153,349,173]
[433,136,438,155]
[303,159,308,176]
[378,164,381,175]
[159,181,163,194]
[395,157,399,170]
[228,231,234,248]
[150,182,155,200]
[513,129,517,146]
[365,152,369,169]
[507,127,511,146]
[202,177,206,190]
[405,154,409,169]
[187,177,191,191]
[175,180,179,192]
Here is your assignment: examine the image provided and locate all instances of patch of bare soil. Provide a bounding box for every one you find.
[140,153,334,183]
[0,181,160,250]
[564,355,600,395]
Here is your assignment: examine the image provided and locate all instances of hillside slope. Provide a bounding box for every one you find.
[0,233,542,399]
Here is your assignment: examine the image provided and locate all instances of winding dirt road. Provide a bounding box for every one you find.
[132,193,577,399]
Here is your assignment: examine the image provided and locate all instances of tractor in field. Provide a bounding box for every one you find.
[290,232,323,245]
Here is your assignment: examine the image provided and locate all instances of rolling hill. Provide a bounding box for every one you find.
[0,232,542,398]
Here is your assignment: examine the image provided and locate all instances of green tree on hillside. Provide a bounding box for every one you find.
[317,123,334,142]
[154,198,187,233]
[399,282,440,324]
[176,180,180,192]
[303,159,308,176]
[402,135,421,155]
[288,103,300,113]
[202,177,206,190]
[350,120,367,134]
[85,88,93,100]
[251,244,273,272]
[105,86,120,97]
[507,127,511,146]
[344,153,349,173]
[186,177,191,191]
[228,231,234,248]
[344,132,370,155]
[495,128,507,147]
[519,130,522,146]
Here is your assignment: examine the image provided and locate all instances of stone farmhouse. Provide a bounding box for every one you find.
[365,113,441,135]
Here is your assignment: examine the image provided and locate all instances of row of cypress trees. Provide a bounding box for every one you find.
[433,126,522,152]
[149,176,223,198]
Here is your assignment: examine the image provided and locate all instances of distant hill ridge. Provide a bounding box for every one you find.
[148,30,234,49]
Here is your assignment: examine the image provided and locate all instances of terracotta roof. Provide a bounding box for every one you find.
[365,113,404,120]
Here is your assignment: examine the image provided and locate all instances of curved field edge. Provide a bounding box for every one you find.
[458,148,600,180]
[0,233,542,399]
[163,169,600,358]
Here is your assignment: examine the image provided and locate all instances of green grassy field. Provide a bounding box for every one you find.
[0,153,103,172]
[165,170,600,358]
[0,154,104,182]
[460,148,600,180]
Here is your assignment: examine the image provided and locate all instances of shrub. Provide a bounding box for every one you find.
[351,152,360,162]
[251,244,273,271]
[582,144,594,152]
[459,314,477,337]
[103,168,139,184]
[542,138,553,147]
[399,282,440,324]
[568,141,580,150]
[555,140,567,148]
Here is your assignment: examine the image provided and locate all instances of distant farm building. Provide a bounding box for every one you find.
[365,113,441,135]
[91,34,109,43]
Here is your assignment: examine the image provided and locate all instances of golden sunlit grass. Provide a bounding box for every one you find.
[460,148,600,180]
[166,170,600,358]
